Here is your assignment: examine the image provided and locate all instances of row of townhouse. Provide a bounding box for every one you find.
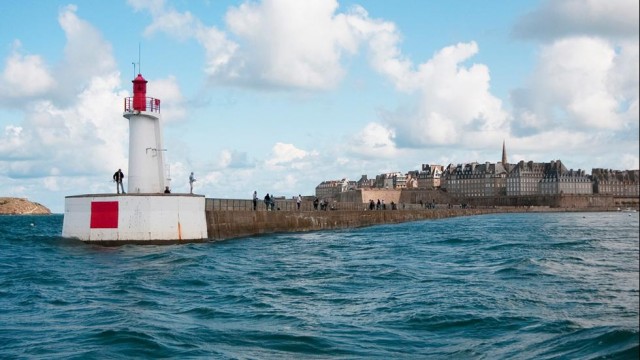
[442,160,638,198]
[316,173,408,199]
[592,169,640,196]
[443,162,509,198]
[415,164,445,189]
[376,172,407,189]
[315,179,357,199]
[539,168,592,195]
[316,162,638,200]
[443,160,593,197]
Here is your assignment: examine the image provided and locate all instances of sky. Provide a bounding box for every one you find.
[0,0,638,213]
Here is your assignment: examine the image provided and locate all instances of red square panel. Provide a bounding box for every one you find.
[90,201,119,229]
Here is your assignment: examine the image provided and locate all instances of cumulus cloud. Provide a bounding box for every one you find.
[477,0,640,168]
[510,0,639,164]
[328,7,510,152]
[270,143,307,163]
[0,42,55,100]
[128,0,382,90]
[345,5,414,92]
[512,37,635,133]
[54,5,117,105]
[343,40,509,152]
[0,73,129,179]
[148,75,186,123]
[0,5,128,180]
[128,0,242,87]
[513,0,639,41]
[389,42,509,147]
[223,0,361,89]
[265,142,312,169]
[346,122,398,159]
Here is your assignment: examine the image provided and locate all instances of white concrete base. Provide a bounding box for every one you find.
[62,194,208,245]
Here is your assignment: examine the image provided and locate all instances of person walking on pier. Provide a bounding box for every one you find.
[113,168,125,194]
[264,193,271,211]
[297,194,302,210]
[189,172,196,194]
[253,191,258,210]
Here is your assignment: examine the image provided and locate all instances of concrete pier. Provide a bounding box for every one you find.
[204,197,635,241]
[205,208,502,241]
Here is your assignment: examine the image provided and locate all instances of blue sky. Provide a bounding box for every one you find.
[1,0,638,213]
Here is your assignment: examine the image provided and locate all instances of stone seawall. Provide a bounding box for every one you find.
[204,192,638,241]
[205,207,616,241]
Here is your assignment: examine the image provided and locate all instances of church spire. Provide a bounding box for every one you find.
[501,140,507,165]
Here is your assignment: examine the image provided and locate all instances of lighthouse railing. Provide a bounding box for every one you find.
[124,97,161,113]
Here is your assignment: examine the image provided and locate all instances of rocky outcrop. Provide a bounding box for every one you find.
[0,197,51,215]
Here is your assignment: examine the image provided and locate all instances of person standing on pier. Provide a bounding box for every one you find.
[264,193,271,211]
[189,172,196,194]
[297,194,302,210]
[113,168,125,194]
[253,191,258,210]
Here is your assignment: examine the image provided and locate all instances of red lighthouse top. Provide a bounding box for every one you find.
[124,73,160,113]
[132,74,148,111]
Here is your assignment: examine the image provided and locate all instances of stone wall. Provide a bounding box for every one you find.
[206,198,365,212]
[204,205,631,241]
[205,208,503,241]
[399,189,453,205]
[454,194,624,208]
[208,191,637,213]
[335,189,402,204]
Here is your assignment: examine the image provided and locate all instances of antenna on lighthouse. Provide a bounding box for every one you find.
[138,43,142,74]
[131,43,142,77]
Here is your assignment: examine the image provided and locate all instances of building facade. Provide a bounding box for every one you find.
[442,162,508,198]
[592,169,640,196]
[315,140,638,203]
[507,160,549,196]
[315,178,355,199]
[539,167,592,195]
[417,164,444,189]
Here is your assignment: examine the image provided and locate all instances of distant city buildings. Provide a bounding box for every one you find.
[417,164,444,189]
[445,162,509,198]
[315,143,639,202]
[315,178,356,199]
[592,169,640,196]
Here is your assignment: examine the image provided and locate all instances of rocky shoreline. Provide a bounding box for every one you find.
[0,197,51,215]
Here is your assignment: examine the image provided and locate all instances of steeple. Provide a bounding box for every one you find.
[501,140,507,165]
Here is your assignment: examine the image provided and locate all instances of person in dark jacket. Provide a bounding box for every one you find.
[264,193,271,211]
[113,169,125,194]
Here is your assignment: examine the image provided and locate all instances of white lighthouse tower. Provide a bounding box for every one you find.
[125,74,165,193]
[62,73,208,245]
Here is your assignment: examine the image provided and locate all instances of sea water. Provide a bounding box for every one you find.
[0,212,638,359]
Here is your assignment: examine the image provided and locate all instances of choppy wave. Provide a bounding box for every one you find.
[0,212,638,359]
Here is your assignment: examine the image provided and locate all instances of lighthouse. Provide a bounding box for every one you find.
[61,73,208,245]
[125,74,165,193]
